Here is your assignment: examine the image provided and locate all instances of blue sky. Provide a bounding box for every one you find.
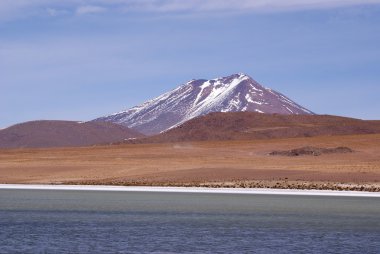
[1,0,380,128]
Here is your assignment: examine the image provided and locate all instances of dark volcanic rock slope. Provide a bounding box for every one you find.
[95,73,313,135]
[0,120,144,148]
[132,112,380,143]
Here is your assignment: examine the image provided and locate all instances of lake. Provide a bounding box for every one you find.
[0,188,379,253]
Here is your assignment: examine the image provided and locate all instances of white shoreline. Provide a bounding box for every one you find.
[0,184,379,197]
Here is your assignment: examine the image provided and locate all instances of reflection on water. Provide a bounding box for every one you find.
[0,190,379,253]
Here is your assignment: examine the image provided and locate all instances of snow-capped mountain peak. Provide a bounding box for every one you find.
[94,73,314,135]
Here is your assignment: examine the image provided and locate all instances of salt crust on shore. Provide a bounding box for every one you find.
[0,184,379,198]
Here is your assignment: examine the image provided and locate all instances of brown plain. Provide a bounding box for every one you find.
[1,133,379,191]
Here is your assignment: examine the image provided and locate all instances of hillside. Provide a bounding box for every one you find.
[0,120,144,148]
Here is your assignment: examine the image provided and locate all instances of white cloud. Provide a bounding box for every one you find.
[46,7,69,17]
[46,8,58,16]
[0,0,379,21]
[76,5,106,15]
[125,0,380,13]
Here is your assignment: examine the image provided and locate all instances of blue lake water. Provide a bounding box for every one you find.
[0,189,379,253]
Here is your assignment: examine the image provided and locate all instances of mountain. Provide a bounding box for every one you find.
[0,120,144,149]
[127,112,380,143]
[94,73,313,135]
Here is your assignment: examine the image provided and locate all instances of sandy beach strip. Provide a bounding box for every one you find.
[0,184,379,198]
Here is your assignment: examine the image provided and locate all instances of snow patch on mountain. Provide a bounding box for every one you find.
[94,73,314,135]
